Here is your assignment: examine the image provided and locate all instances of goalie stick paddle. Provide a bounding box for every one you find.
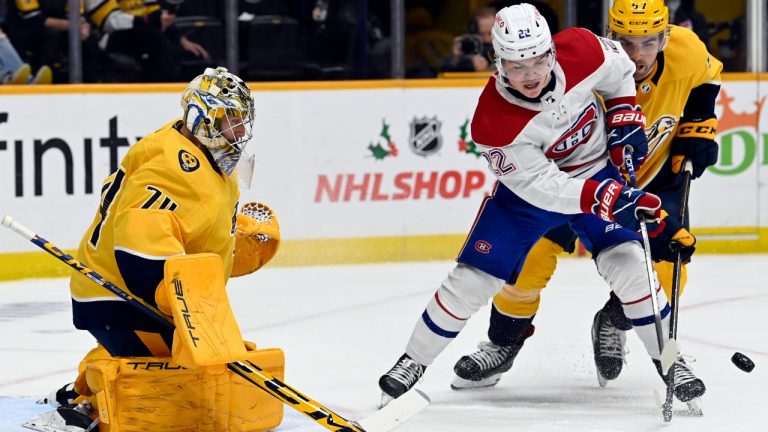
[1,214,429,432]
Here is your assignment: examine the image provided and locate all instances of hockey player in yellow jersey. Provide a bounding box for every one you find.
[25,67,285,432]
[451,0,721,406]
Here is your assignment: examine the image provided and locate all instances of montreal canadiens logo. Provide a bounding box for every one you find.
[474,240,492,254]
[546,102,598,159]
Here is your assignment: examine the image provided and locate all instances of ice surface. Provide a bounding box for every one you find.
[1,255,766,431]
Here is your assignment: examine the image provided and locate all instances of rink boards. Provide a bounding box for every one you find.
[0,75,766,279]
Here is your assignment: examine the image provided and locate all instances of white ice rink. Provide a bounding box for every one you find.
[1,255,766,431]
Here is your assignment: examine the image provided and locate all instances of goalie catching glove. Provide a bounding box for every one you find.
[231,201,281,277]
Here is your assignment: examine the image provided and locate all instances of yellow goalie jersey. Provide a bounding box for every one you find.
[634,25,722,188]
[70,120,239,331]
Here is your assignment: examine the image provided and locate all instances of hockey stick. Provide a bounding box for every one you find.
[623,151,667,362]
[661,159,695,418]
[1,214,429,432]
[622,149,671,422]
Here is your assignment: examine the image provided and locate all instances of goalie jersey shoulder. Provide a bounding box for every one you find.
[121,120,236,206]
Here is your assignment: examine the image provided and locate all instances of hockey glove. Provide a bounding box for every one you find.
[231,202,281,277]
[671,116,719,179]
[606,103,648,171]
[647,210,696,262]
[581,179,661,232]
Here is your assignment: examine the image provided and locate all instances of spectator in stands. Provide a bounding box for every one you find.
[669,0,710,49]
[2,0,97,82]
[403,6,453,78]
[441,6,496,73]
[0,28,52,84]
[84,0,210,82]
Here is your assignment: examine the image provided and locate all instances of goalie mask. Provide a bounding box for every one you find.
[181,67,255,180]
[491,3,555,87]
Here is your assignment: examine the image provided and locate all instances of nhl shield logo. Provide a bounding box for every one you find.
[409,116,443,157]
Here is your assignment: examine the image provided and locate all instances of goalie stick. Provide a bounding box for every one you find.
[2,214,429,432]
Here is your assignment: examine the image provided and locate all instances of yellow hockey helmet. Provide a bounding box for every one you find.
[608,0,669,36]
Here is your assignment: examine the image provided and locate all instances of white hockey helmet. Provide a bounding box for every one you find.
[181,67,255,175]
[492,4,554,83]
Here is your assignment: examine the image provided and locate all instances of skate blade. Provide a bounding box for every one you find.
[379,392,394,409]
[450,374,501,390]
[596,365,608,388]
[22,411,79,432]
[685,397,703,416]
[653,390,704,417]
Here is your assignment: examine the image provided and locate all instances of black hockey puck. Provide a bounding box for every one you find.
[731,352,755,372]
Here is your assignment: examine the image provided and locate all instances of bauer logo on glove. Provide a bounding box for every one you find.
[231,202,281,277]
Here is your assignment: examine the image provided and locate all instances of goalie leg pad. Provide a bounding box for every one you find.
[82,345,285,432]
[161,253,247,368]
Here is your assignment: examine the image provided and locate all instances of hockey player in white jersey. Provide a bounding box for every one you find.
[378,3,672,403]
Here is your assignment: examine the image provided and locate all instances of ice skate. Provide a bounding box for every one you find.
[451,340,525,390]
[22,402,98,432]
[654,356,706,403]
[378,354,426,407]
[592,306,627,387]
[37,382,79,407]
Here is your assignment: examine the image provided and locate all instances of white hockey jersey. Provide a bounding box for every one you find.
[471,27,637,215]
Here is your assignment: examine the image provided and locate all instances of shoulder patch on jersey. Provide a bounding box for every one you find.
[178,150,200,172]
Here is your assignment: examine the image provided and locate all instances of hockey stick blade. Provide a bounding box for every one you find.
[660,338,679,375]
[355,389,430,432]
